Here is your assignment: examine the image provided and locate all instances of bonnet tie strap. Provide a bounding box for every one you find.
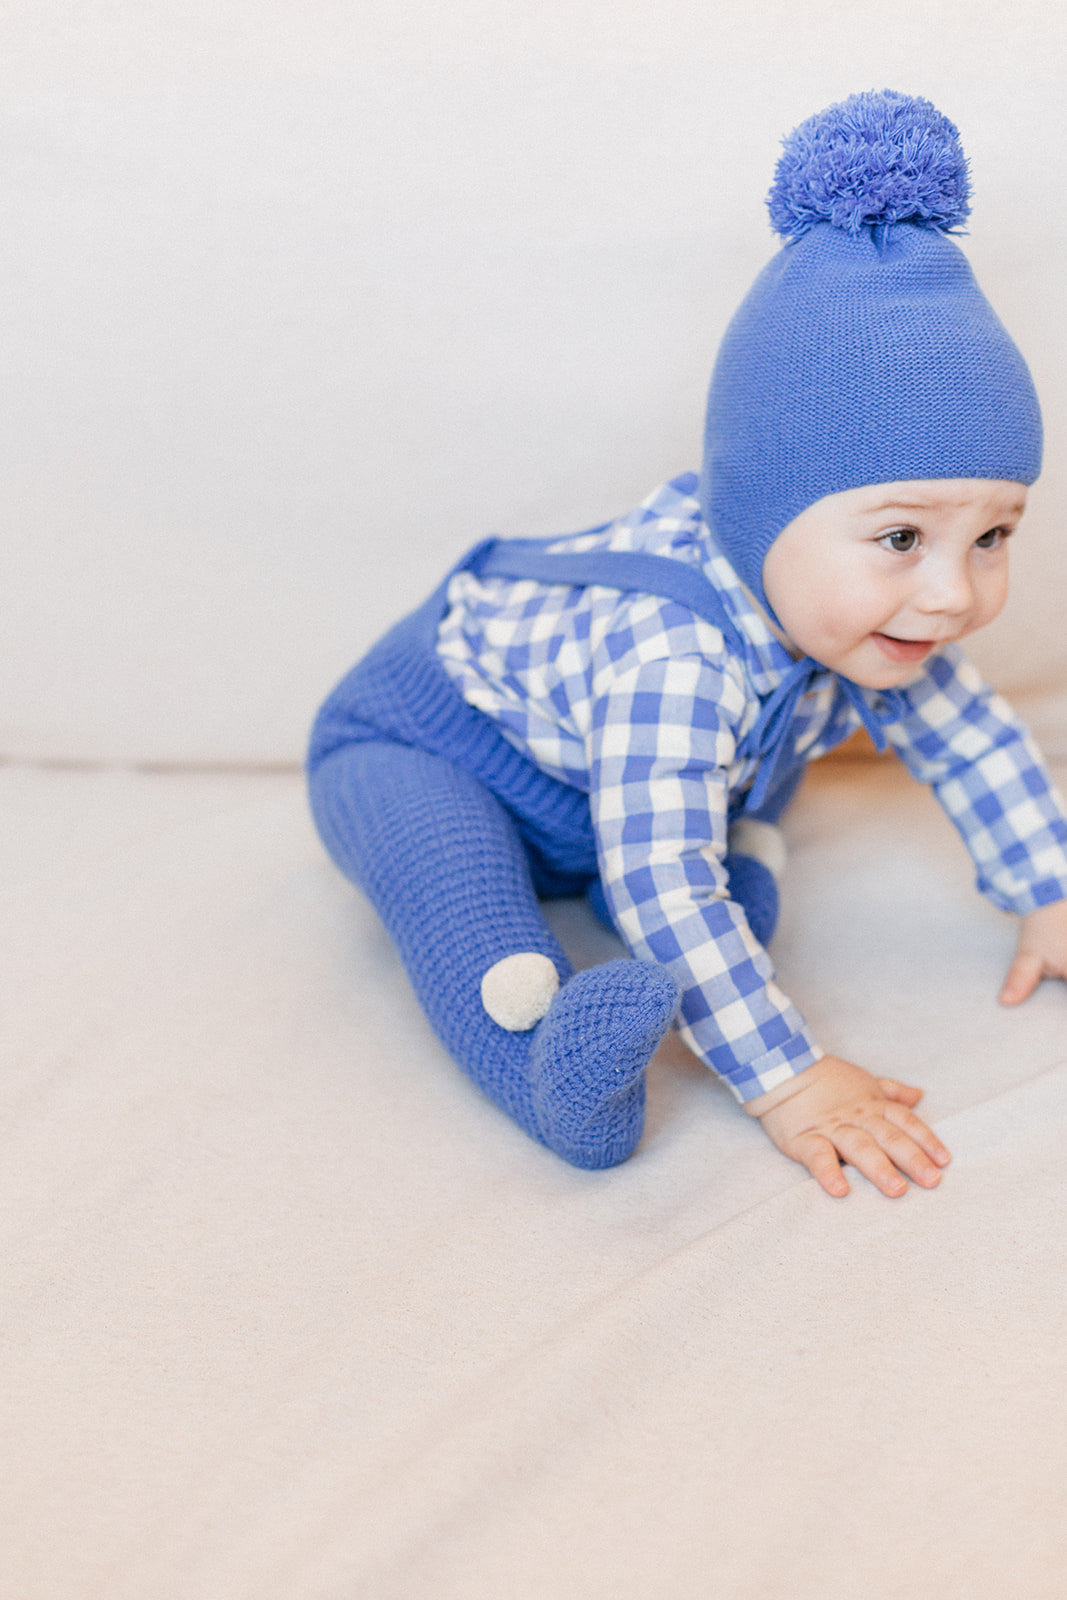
[742,659,906,812]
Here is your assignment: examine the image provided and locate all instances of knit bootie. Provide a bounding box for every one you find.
[528,959,680,1169]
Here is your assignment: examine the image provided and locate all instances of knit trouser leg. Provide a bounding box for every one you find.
[308,740,679,1168]
[309,738,569,1142]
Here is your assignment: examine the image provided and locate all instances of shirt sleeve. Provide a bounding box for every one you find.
[586,646,824,1103]
[883,645,1067,916]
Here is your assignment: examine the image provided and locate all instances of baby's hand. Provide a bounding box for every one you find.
[999,897,1067,1006]
[745,1056,951,1199]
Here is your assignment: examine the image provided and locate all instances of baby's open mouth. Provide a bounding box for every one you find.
[872,633,936,663]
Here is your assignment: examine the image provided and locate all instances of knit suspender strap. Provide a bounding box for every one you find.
[470,538,748,657]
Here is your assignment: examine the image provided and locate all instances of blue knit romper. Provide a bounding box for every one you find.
[306,538,824,1169]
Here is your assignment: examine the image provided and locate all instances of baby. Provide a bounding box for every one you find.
[308,90,1067,1195]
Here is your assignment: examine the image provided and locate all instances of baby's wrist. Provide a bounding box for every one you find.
[744,1057,827,1119]
[1020,894,1067,927]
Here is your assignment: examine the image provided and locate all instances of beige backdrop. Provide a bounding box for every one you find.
[2,0,1065,766]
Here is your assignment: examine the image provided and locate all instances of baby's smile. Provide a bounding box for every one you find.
[870,632,941,665]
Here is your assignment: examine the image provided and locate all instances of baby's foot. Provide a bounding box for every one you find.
[528,960,680,1170]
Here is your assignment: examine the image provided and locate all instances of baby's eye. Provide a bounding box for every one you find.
[879,527,919,553]
[975,526,1011,549]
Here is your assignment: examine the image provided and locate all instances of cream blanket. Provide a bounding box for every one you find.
[4,757,1065,1598]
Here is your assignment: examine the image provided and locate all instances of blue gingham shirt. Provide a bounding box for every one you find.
[437,473,1067,1100]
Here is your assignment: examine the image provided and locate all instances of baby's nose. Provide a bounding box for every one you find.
[915,560,974,616]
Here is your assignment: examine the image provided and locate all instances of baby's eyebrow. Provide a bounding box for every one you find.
[864,497,1026,517]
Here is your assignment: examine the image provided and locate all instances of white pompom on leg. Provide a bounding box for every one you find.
[480,952,561,1031]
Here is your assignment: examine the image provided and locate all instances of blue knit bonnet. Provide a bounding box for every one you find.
[699,90,1043,617]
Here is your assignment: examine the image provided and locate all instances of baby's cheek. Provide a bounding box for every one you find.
[811,583,877,648]
[980,567,1011,627]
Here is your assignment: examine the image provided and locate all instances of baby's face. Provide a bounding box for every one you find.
[762,478,1027,688]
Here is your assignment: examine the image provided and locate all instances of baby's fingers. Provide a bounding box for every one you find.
[876,1077,923,1106]
[832,1124,912,1198]
[795,1129,904,1200]
[882,1101,951,1171]
[864,1114,946,1190]
[798,1137,851,1199]
[999,952,1044,1006]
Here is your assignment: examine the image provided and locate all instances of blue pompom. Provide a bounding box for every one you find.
[767,89,971,240]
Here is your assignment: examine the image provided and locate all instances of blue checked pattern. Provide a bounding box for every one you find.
[437,474,1067,1100]
[884,650,1067,912]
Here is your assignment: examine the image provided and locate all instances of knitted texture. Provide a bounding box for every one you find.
[308,738,677,1168]
[308,573,599,897]
[766,89,971,239]
[700,89,1043,617]
[528,961,679,1168]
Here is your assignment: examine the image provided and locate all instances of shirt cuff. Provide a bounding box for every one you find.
[680,1022,825,1104]
[985,874,1067,918]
